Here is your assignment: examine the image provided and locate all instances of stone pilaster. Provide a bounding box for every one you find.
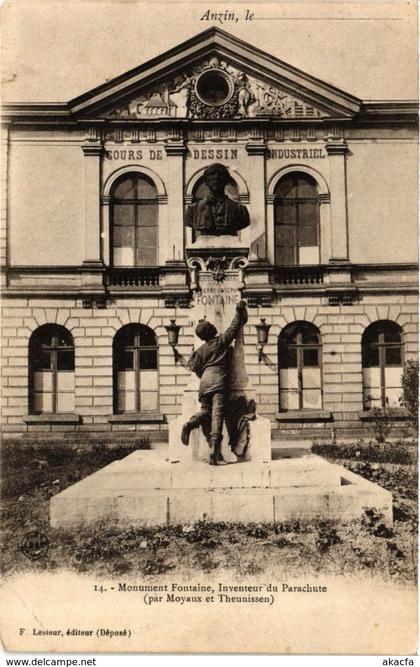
[0,123,9,288]
[326,141,349,263]
[81,144,104,292]
[161,143,189,301]
[100,195,111,266]
[164,143,187,264]
[82,144,103,266]
[245,142,267,262]
[318,192,332,264]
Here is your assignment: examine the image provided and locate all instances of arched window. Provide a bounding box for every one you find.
[362,321,404,409]
[113,324,159,414]
[274,173,320,266]
[278,322,322,411]
[28,325,75,414]
[111,173,158,267]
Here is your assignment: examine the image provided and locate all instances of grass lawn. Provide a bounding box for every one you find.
[1,438,417,582]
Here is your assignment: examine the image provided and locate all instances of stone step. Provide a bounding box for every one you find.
[49,449,393,528]
[272,439,313,449]
[50,481,392,528]
[51,450,342,493]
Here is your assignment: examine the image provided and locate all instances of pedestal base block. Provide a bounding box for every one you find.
[50,449,393,528]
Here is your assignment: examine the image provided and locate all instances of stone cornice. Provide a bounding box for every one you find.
[246,142,267,156]
[3,262,417,301]
[4,262,418,273]
[325,141,348,156]
[318,193,331,204]
[82,144,103,156]
[3,101,417,127]
[164,143,188,156]
[360,101,419,119]
[2,103,71,117]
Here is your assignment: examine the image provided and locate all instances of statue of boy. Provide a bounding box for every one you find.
[181,300,248,465]
[185,163,250,236]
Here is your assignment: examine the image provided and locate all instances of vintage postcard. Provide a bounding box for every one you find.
[0,0,418,655]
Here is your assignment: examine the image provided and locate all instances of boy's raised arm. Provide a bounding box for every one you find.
[220,301,248,347]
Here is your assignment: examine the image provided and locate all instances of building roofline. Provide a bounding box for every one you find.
[2,100,418,123]
[65,27,362,116]
[1,27,417,122]
[68,27,361,110]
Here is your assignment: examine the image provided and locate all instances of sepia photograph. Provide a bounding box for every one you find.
[0,0,418,655]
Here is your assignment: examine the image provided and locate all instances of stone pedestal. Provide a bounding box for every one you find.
[50,449,393,528]
[168,236,271,464]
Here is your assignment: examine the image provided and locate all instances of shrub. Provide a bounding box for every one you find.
[312,440,416,465]
[361,509,393,538]
[369,407,392,443]
[400,359,419,431]
[315,522,341,552]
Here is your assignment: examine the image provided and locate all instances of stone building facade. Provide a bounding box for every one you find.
[1,28,418,441]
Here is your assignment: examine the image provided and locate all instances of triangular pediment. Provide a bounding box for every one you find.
[99,57,333,121]
[69,28,361,120]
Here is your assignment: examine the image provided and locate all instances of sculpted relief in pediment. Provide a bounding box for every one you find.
[106,57,326,120]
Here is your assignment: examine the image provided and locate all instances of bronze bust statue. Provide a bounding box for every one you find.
[185,163,250,236]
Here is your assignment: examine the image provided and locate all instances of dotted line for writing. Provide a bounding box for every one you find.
[253,17,403,21]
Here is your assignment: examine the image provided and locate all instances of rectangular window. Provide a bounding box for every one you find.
[139,368,159,412]
[362,367,382,409]
[136,246,157,267]
[137,204,157,227]
[385,347,402,365]
[33,371,53,413]
[302,368,322,409]
[279,347,297,369]
[113,226,134,248]
[116,369,159,412]
[363,345,379,367]
[275,245,295,266]
[139,349,158,369]
[279,369,299,410]
[57,350,74,371]
[276,203,297,224]
[298,223,317,247]
[298,202,315,225]
[303,348,319,367]
[298,246,319,265]
[113,245,135,267]
[34,351,51,371]
[384,366,403,406]
[301,388,322,409]
[114,204,135,226]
